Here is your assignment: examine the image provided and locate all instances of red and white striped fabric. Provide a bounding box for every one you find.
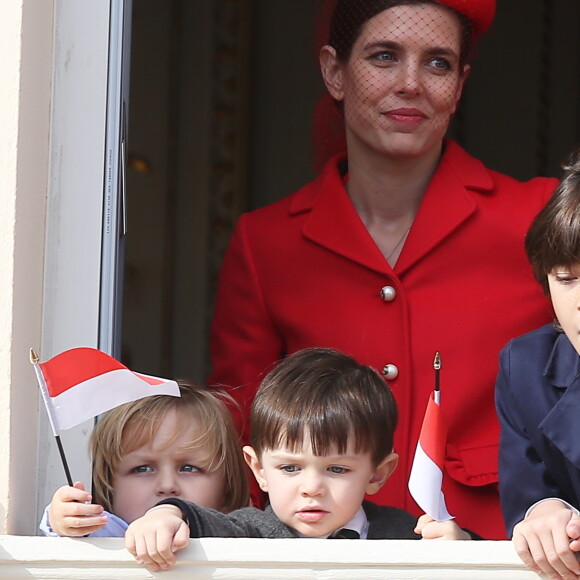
[408,390,453,521]
[33,347,180,435]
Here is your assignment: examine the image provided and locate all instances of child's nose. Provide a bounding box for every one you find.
[156,471,181,497]
[299,472,324,497]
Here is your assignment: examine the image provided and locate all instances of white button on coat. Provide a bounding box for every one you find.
[382,364,399,380]
[380,286,396,301]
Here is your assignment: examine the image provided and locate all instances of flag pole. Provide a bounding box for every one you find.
[433,352,441,403]
[54,435,73,487]
[30,348,74,486]
[408,350,452,521]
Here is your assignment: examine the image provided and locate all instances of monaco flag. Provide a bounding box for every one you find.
[408,390,453,521]
[32,347,180,436]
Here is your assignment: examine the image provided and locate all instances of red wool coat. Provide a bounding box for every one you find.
[208,141,556,539]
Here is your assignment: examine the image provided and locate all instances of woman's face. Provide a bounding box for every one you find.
[321,3,468,162]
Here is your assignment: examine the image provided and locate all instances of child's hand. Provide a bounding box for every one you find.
[414,514,471,540]
[513,499,580,580]
[48,481,108,537]
[125,504,190,571]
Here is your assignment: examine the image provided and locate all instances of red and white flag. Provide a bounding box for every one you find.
[408,390,453,521]
[32,347,180,436]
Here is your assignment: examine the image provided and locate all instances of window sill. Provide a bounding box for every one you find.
[0,535,541,579]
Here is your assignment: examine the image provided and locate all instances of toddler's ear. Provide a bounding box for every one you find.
[243,446,269,493]
[366,452,398,495]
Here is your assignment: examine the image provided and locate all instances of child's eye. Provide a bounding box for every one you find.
[180,464,201,473]
[131,465,153,474]
[328,466,349,475]
[280,465,300,474]
[553,272,577,284]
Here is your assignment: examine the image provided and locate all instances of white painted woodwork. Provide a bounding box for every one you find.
[36,0,113,526]
[0,537,545,579]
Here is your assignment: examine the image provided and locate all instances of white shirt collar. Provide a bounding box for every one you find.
[337,505,369,539]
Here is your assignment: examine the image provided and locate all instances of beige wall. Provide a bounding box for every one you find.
[0,0,109,535]
[0,0,53,534]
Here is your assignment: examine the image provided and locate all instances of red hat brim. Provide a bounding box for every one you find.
[437,0,496,37]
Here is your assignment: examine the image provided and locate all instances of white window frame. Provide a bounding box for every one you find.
[36,0,129,526]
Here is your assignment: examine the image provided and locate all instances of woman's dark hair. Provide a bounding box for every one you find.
[328,0,474,66]
[250,347,398,467]
[525,149,580,295]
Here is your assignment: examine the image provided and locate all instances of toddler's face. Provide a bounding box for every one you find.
[244,436,397,537]
[112,409,226,523]
[548,265,580,356]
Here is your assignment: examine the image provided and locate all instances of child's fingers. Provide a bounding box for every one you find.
[49,483,104,536]
[125,531,138,558]
[566,515,580,543]
[126,528,164,571]
[515,528,579,580]
[66,514,108,532]
[127,531,151,567]
[149,530,178,570]
[125,507,187,571]
[549,527,580,578]
[514,505,580,579]
[514,532,547,576]
[62,502,104,518]
[133,530,176,572]
[56,514,108,536]
[129,533,158,571]
[171,522,190,552]
[417,519,470,540]
[419,521,441,539]
[63,521,108,535]
[414,514,434,534]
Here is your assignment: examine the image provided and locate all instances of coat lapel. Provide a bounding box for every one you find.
[301,168,390,275]
[295,142,493,277]
[396,143,492,275]
[539,334,580,469]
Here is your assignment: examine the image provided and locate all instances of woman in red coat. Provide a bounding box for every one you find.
[208,0,556,540]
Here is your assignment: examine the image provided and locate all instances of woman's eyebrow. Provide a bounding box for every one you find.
[425,46,459,58]
[362,40,458,59]
[362,40,399,52]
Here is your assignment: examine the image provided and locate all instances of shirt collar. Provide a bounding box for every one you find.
[340,505,369,539]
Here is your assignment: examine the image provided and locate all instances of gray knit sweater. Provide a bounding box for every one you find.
[157,498,423,539]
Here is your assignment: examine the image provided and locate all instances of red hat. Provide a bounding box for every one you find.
[437,0,496,38]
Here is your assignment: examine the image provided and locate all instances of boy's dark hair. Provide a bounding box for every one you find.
[526,149,580,294]
[249,347,397,467]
